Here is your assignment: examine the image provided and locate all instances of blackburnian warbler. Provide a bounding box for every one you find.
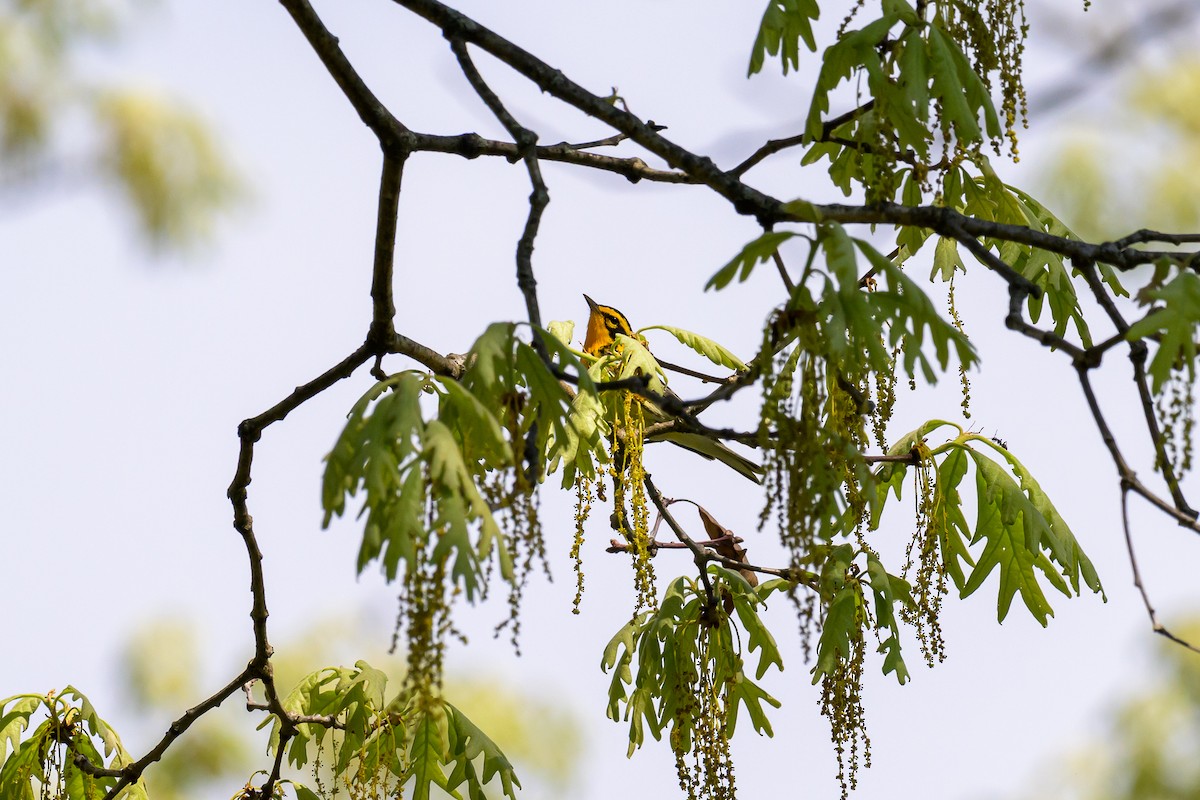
[582,295,762,483]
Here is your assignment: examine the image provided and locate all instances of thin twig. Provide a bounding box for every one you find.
[772,250,796,293]
[643,476,813,588]
[448,37,548,335]
[1078,262,1195,516]
[390,0,785,226]
[412,131,693,182]
[82,666,255,791]
[244,683,342,728]
[645,476,716,603]
[655,358,727,384]
[606,533,746,553]
[1120,487,1200,654]
[1128,340,1196,517]
[1115,228,1200,248]
[561,132,630,150]
[1076,365,1200,530]
[279,0,408,142]
[728,101,875,177]
[811,202,1200,275]
[389,333,465,377]
[257,732,292,800]
[1004,285,1089,362]
[951,225,1041,297]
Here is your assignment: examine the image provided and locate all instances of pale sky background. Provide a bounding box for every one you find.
[4,1,1200,799]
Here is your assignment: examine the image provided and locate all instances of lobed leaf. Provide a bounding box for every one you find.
[707,231,798,290]
[1126,269,1200,393]
[640,325,748,371]
[748,0,820,76]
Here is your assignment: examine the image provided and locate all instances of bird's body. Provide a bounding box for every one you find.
[581,294,762,483]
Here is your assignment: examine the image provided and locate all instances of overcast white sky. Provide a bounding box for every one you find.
[4,1,1200,799]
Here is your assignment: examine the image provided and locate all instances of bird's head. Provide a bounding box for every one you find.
[583,294,635,356]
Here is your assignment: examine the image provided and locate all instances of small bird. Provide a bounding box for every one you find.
[582,294,762,483]
[583,294,638,357]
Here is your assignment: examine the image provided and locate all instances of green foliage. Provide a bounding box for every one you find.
[713,223,975,381]
[267,662,521,800]
[321,323,602,692]
[0,689,147,800]
[799,8,1006,201]
[0,2,240,249]
[869,422,1105,625]
[1127,268,1200,393]
[938,166,1116,345]
[602,569,785,799]
[612,333,668,395]
[322,371,507,595]
[3,0,1146,798]
[323,323,591,597]
[706,222,982,734]
[849,232,976,381]
[548,357,610,489]
[895,164,1131,349]
[705,231,799,291]
[747,0,819,76]
[96,91,241,248]
[639,325,748,372]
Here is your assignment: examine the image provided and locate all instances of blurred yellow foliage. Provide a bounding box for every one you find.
[1018,619,1200,800]
[0,0,240,251]
[1039,60,1200,241]
[97,90,240,248]
[118,614,584,799]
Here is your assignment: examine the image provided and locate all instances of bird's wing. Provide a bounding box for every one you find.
[647,430,763,484]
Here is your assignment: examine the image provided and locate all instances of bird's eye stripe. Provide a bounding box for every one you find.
[602,311,630,334]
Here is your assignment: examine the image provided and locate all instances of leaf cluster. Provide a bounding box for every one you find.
[601,569,786,756]
[870,422,1105,625]
[798,2,1003,199]
[1128,268,1200,393]
[322,324,591,599]
[0,688,146,800]
[268,662,520,800]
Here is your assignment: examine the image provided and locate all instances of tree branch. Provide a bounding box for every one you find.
[279,0,408,143]
[642,475,816,589]
[448,36,548,332]
[728,101,876,177]
[409,131,695,183]
[85,666,255,795]
[369,150,405,345]
[1120,487,1200,654]
[389,0,785,224]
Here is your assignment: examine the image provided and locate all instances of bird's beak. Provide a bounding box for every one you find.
[583,293,599,311]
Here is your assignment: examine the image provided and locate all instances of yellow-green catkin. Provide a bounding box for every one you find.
[479,399,552,653]
[939,0,1029,156]
[1157,368,1196,479]
[392,492,456,711]
[948,275,972,418]
[871,347,899,452]
[819,584,871,800]
[617,394,657,614]
[311,732,330,799]
[571,476,593,614]
[900,451,948,666]
[759,324,872,657]
[672,629,736,800]
[342,713,404,800]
